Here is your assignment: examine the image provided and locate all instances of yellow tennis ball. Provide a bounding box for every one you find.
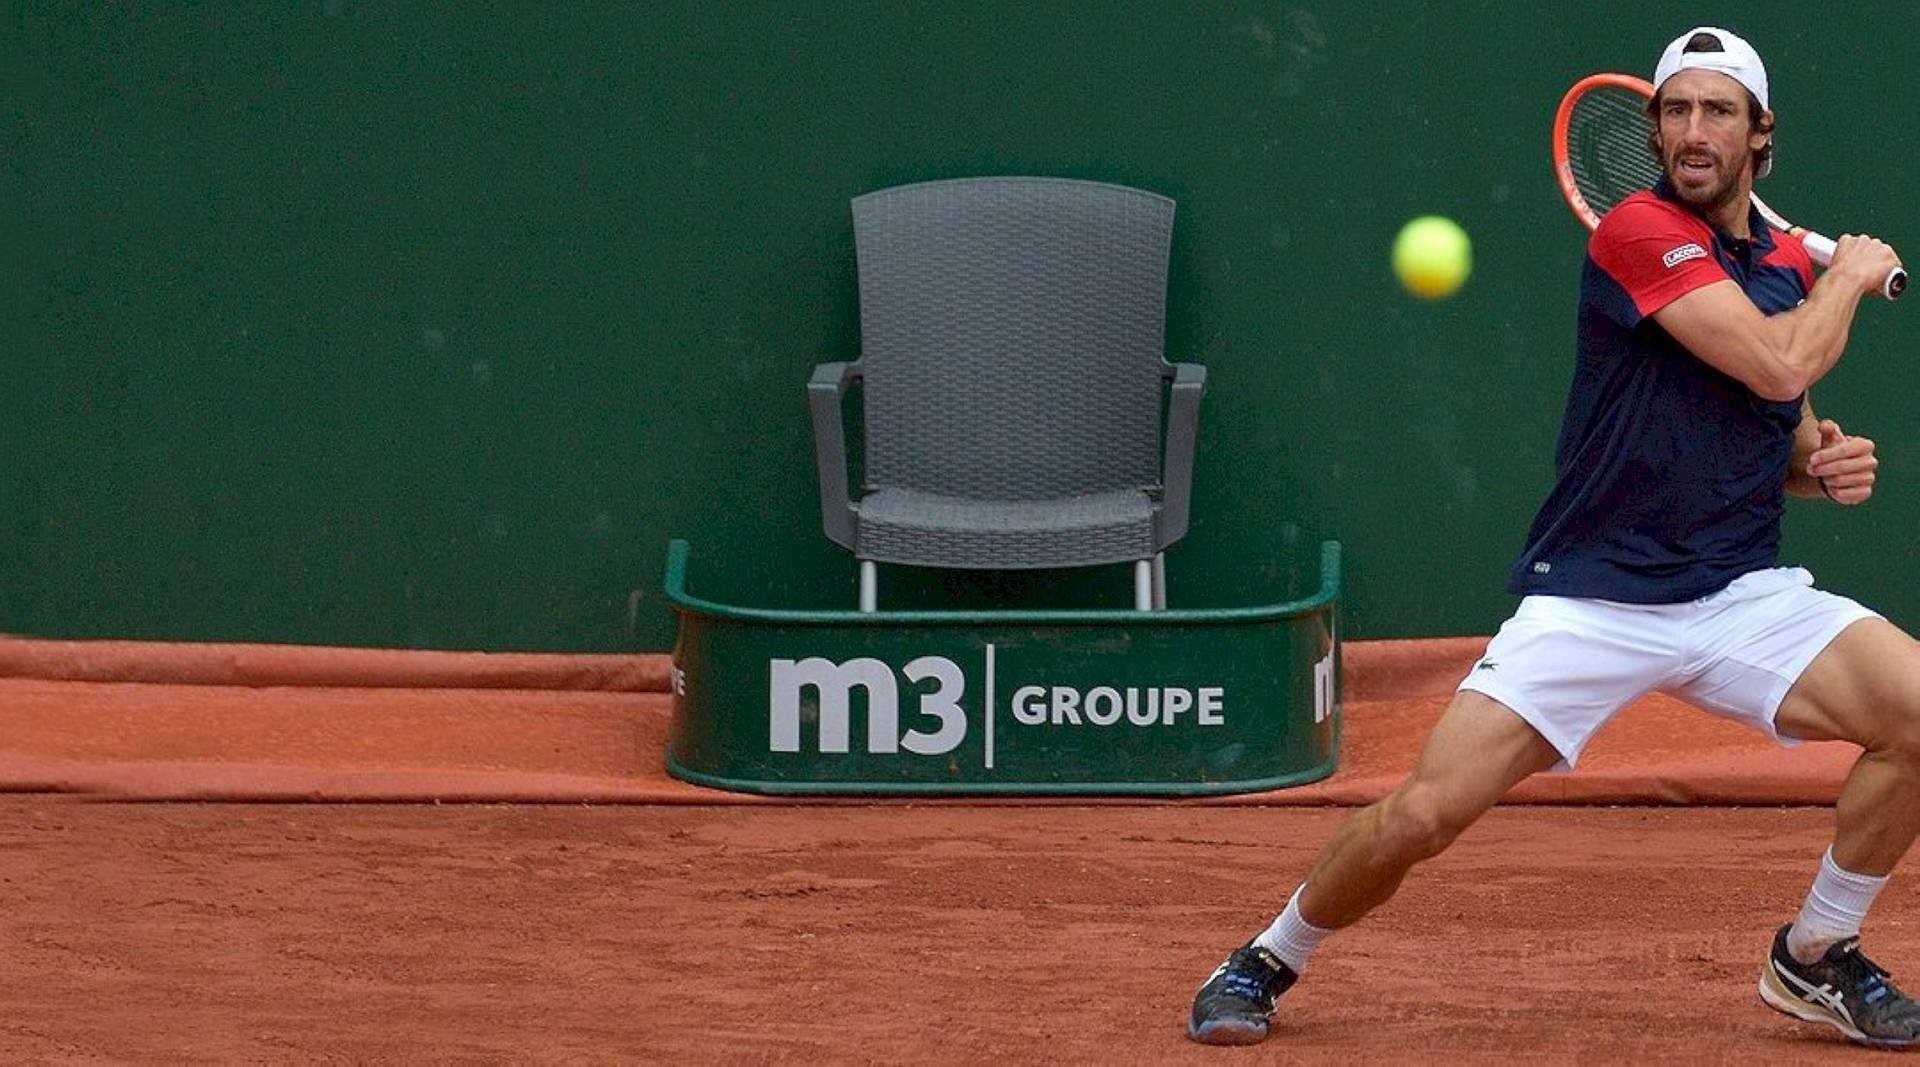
[1392,216,1472,300]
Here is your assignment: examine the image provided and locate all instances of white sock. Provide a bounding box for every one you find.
[1252,885,1333,973]
[1787,847,1888,965]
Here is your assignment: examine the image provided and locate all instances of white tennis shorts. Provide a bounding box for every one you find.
[1458,566,1880,768]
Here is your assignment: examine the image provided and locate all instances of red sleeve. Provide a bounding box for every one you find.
[1588,196,1729,320]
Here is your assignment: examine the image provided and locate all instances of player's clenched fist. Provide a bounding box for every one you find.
[1831,234,1903,299]
[1808,419,1877,505]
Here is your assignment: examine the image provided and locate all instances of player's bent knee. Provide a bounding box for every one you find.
[1374,785,1473,865]
[1844,691,1920,765]
[1879,714,1920,769]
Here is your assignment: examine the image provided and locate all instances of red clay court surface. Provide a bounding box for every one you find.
[3,636,1913,1062]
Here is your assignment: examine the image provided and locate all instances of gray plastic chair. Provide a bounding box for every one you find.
[809,176,1206,611]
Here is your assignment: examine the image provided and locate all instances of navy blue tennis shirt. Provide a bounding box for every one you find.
[1509,179,1817,603]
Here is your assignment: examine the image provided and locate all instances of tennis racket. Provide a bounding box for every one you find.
[1552,72,1905,299]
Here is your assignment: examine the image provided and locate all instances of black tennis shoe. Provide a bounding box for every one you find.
[1186,941,1297,1045]
[1760,923,1920,1047]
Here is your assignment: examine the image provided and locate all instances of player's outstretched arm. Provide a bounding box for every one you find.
[1654,236,1903,402]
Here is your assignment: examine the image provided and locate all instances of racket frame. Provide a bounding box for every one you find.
[1552,72,1657,231]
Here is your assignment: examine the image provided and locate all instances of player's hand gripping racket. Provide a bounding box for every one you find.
[1552,72,1906,300]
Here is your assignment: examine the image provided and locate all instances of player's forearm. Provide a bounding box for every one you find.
[1785,396,1823,498]
[1752,274,1865,398]
[1785,467,1827,498]
[1786,433,1825,498]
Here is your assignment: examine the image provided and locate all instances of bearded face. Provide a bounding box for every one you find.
[1651,69,1771,217]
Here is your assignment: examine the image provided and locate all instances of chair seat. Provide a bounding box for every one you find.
[855,488,1156,569]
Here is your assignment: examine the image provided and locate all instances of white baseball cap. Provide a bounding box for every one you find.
[1653,26,1773,176]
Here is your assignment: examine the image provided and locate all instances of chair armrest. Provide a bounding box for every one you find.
[1158,362,1208,544]
[807,361,863,549]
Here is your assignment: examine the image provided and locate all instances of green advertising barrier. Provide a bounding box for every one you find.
[662,539,1341,796]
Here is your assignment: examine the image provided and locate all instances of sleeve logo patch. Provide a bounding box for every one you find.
[1662,242,1709,269]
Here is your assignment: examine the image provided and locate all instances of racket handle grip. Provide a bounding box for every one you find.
[1801,233,1906,300]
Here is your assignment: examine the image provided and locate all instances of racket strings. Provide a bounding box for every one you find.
[1566,88,1662,218]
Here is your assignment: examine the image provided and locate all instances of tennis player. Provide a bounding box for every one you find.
[1189,26,1920,1048]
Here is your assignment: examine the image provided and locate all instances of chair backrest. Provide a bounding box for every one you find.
[851,177,1175,501]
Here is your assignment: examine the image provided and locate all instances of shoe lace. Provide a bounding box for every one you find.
[1220,952,1282,1002]
[1834,941,1904,1007]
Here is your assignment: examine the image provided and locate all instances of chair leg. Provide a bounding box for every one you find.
[860,560,877,613]
[1134,559,1152,611]
[1152,551,1167,610]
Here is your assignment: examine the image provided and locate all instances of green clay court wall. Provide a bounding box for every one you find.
[8,5,1916,652]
